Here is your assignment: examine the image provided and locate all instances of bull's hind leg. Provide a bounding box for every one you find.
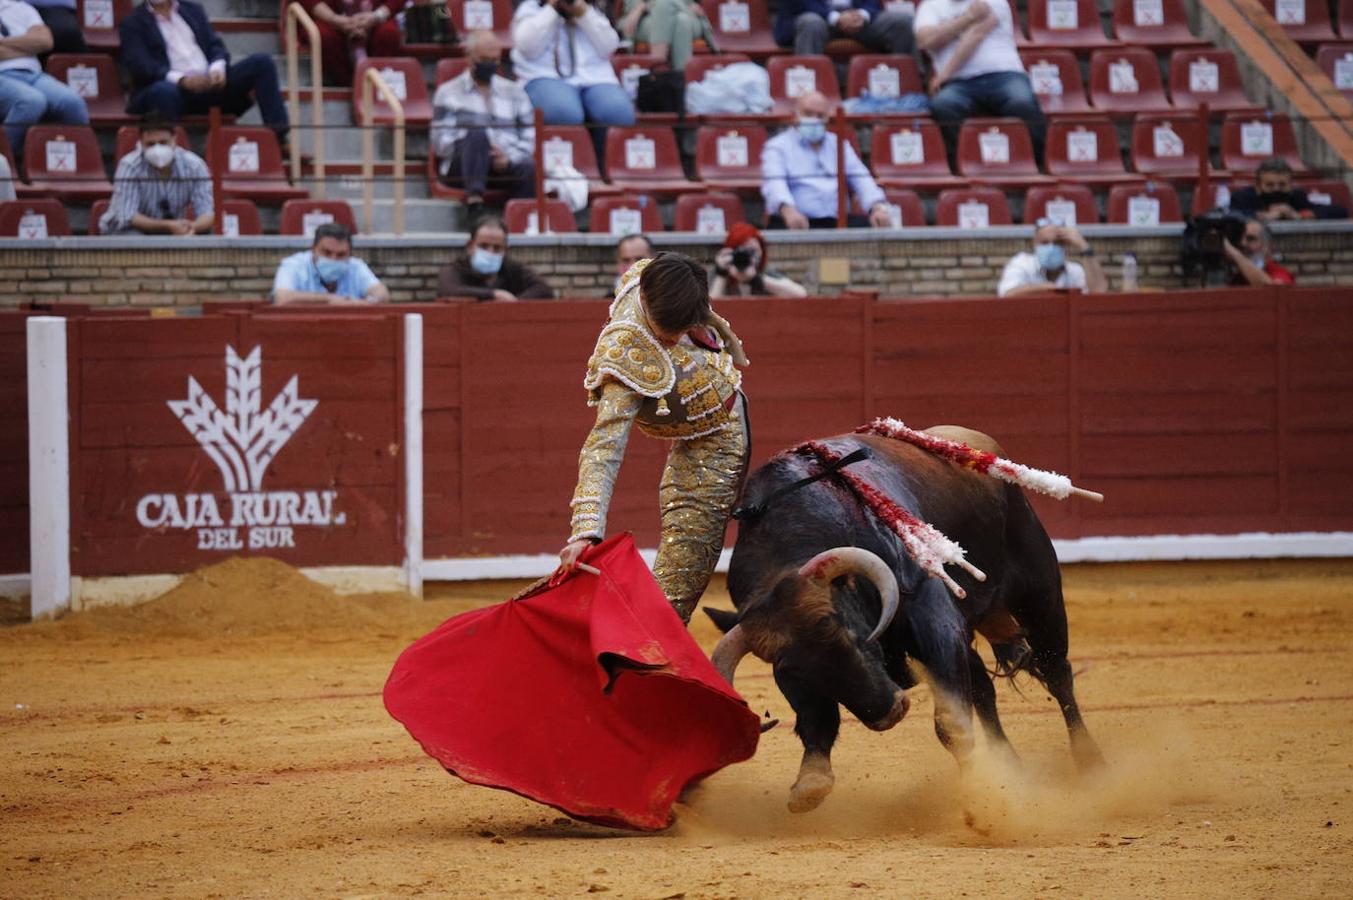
[775,672,840,813]
[1030,651,1105,769]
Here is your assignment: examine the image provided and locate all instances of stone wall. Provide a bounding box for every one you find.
[1,224,1350,308]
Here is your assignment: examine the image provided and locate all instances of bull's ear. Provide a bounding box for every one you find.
[703,607,740,633]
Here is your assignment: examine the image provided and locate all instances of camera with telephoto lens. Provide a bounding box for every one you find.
[730,249,753,271]
[1181,208,1247,286]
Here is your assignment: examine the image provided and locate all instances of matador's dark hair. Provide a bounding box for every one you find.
[640,251,709,335]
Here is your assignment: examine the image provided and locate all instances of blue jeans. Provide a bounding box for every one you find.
[0,68,90,159]
[524,79,635,163]
[128,54,290,135]
[930,70,1046,163]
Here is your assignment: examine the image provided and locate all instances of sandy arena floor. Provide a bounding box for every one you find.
[2,557,1351,898]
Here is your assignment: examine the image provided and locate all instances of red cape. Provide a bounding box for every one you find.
[383,533,762,831]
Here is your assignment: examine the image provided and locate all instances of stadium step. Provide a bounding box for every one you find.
[200,0,276,19]
[301,164,432,202]
[215,19,282,58]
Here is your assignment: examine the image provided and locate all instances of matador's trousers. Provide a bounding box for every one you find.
[652,396,749,623]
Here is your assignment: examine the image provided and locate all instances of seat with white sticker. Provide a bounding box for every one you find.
[45,54,132,126]
[205,127,307,203]
[604,126,700,197]
[1027,0,1119,51]
[700,0,783,59]
[1297,179,1353,214]
[1257,0,1337,46]
[503,199,578,235]
[845,55,924,119]
[1018,49,1093,115]
[1023,182,1100,225]
[1088,47,1173,116]
[77,0,131,52]
[1044,116,1136,185]
[1220,112,1307,173]
[955,118,1047,188]
[767,56,840,117]
[537,126,621,199]
[1168,49,1257,114]
[611,54,679,124]
[1111,0,1205,47]
[218,199,263,236]
[280,200,358,237]
[1130,113,1213,179]
[1315,44,1353,104]
[448,0,514,49]
[694,124,767,195]
[22,125,113,202]
[0,199,72,238]
[881,187,926,227]
[673,191,745,233]
[1106,181,1183,224]
[935,187,1014,228]
[590,195,664,235]
[352,58,433,127]
[869,120,963,191]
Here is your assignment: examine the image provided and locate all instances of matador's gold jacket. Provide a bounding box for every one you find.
[568,259,745,543]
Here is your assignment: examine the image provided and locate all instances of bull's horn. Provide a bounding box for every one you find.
[798,547,901,644]
[711,623,751,687]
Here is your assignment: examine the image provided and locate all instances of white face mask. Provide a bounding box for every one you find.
[143,143,174,169]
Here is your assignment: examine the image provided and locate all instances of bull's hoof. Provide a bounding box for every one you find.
[787,761,834,813]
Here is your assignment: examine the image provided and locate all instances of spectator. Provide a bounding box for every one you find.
[25,0,85,55]
[99,112,213,236]
[0,153,15,200]
[120,0,290,147]
[1225,219,1295,287]
[431,30,536,210]
[775,1,914,56]
[273,223,390,304]
[437,216,555,301]
[1228,158,1348,221]
[617,0,716,70]
[914,0,1044,161]
[761,90,891,230]
[711,223,807,297]
[0,0,89,156]
[510,0,634,152]
[298,0,403,88]
[612,232,652,297]
[997,218,1106,297]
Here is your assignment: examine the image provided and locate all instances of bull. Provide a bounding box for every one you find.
[708,425,1104,813]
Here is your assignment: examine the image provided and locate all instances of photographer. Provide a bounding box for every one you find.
[1224,220,1295,287]
[711,224,807,298]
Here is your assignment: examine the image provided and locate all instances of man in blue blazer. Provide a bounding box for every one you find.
[774,1,914,56]
[120,0,288,141]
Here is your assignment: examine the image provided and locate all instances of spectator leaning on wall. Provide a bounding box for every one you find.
[99,112,214,236]
[437,216,556,301]
[273,223,391,304]
[997,218,1106,297]
[1227,158,1348,221]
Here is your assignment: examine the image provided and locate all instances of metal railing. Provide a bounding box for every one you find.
[360,68,406,236]
[284,2,326,197]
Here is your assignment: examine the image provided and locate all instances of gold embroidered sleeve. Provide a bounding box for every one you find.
[569,380,643,543]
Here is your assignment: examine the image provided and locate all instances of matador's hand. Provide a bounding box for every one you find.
[555,539,593,579]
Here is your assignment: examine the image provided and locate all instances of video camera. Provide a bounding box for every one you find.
[1181,209,1247,286]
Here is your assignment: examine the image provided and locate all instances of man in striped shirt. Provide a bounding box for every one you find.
[99,112,213,235]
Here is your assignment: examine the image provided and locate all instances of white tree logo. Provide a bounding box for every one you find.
[168,345,317,493]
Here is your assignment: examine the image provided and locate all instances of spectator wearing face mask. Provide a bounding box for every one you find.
[431,30,536,210]
[761,90,892,230]
[99,113,213,235]
[273,222,390,304]
[612,232,653,298]
[437,216,556,301]
[1224,219,1295,287]
[710,223,807,298]
[997,218,1106,297]
[1227,157,1348,222]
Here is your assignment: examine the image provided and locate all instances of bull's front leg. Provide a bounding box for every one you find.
[906,581,977,770]
[775,670,840,813]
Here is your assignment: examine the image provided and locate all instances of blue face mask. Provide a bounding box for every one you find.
[471,247,504,275]
[797,118,827,144]
[1035,242,1065,272]
[315,255,349,284]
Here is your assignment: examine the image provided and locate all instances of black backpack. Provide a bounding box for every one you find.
[636,71,685,116]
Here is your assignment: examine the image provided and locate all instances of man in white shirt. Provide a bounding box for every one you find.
[761,91,892,230]
[511,0,634,157]
[0,0,89,156]
[914,0,1044,160]
[997,218,1105,297]
[432,31,536,206]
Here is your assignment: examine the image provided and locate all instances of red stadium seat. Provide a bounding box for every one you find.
[955,118,1046,188]
[604,126,700,197]
[205,127,308,203]
[1299,179,1353,212]
[0,130,16,185]
[434,58,470,87]
[694,124,767,196]
[1168,49,1258,114]
[1192,180,1240,215]
[503,198,578,235]
[1006,0,1033,46]
[1315,44,1353,103]
[1220,112,1307,173]
[280,199,358,236]
[87,198,109,235]
[1019,49,1093,115]
[1045,116,1134,185]
[448,0,514,48]
[1106,181,1183,224]
[870,120,962,190]
[0,199,72,237]
[1023,182,1100,225]
[78,0,131,52]
[45,54,131,126]
[611,54,663,103]
[590,195,664,235]
[700,0,782,59]
[22,125,112,202]
[1111,0,1204,47]
[1027,0,1118,51]
[1131,113,1211,179]
[1089,47,1173,115]
[113,124,190,163]
[673,191,745,233]
[538,126,621,198]
[1257,0,1337,45]
[767,56,840,117]
[219,199,263,236]
[935,187,1014,228]
[845,55,923,102]
[1342,0,1353,37]
[352,58,433,127]
[881,188,926,227]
